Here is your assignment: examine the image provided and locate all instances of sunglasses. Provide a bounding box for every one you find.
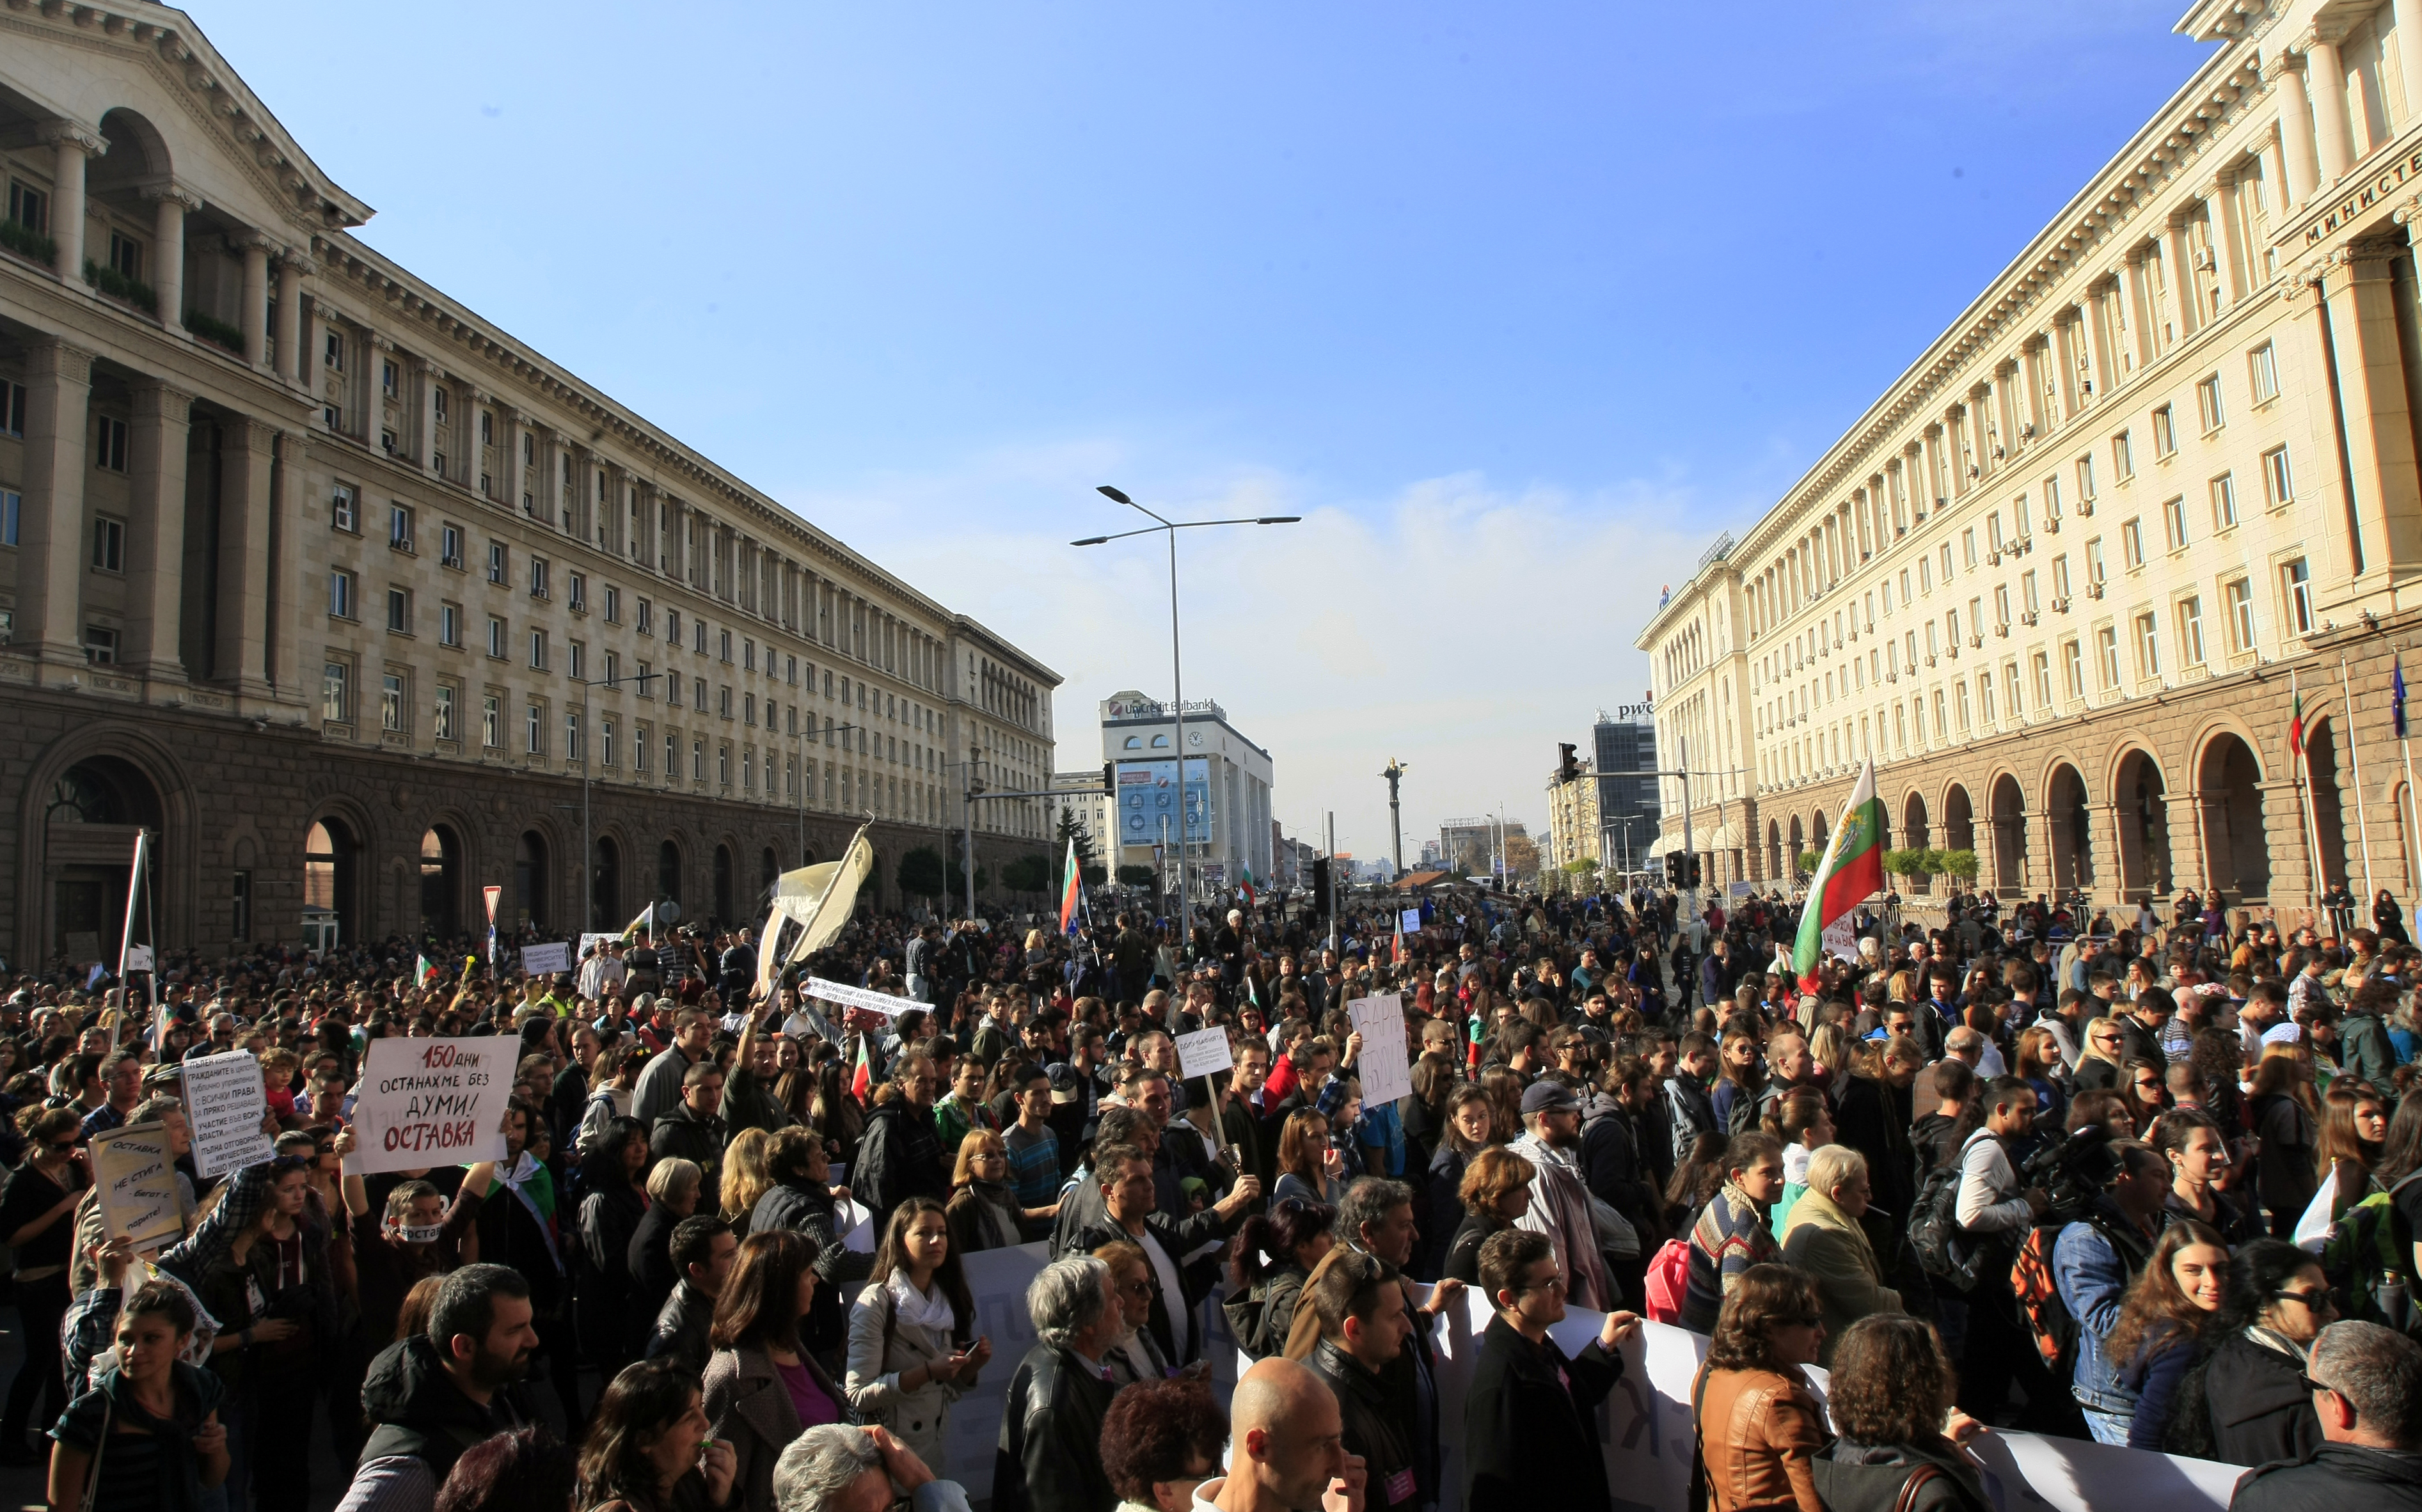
[2272,1289,2336,1312]
[2297,1373,2343,1396]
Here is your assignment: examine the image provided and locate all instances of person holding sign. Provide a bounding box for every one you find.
[45,1281,230,1512]
[1462,1228,1638,1512]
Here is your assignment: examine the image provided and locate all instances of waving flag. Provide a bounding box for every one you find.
[1058,837,1082,936]
[415,954,439,988]
[2396,659,2409,740]
[2290,671,2307,758]
[1793,758,1885,974]
[850,1028,875,1104]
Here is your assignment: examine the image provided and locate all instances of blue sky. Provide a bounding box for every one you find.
[210,1,2215,862]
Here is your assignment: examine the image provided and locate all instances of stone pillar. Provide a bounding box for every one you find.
[2165,217,2201,343]
[14,340,93,682]
[269,429,308,711]
[498,405,527,515]
[2206,180,2246,308]
[125,379,194,689]
[216,417,278,705]
[273,255,305,384]
[39,120,102,283]
[413,359,439,474]
[2399,0,2422,122]
[463,388,489,493]
[303,303,335,427]
[142,184,198,335]
[365,335,392,448]
[2307,35,2357,183]
[2082,288,2114,401]
[237,236,273,369]
[2271,52,2323,207]
[2318,250,2422,575]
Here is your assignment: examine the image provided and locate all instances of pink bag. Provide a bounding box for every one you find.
[1643,1238,1691,1325]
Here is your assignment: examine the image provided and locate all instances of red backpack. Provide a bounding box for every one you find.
[1644,1238,1692,1325]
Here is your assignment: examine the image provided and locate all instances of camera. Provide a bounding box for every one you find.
[2018,1125,2123,1227]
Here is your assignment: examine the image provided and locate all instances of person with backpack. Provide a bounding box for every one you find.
[2338,979,2401,1098]
[1947,1077,2061,1428]
[2317,1092,2422,1332]
[2051,1140,2173,1442]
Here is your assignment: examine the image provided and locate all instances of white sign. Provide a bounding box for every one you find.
[1728,881,1755,899]
[182,1050,274,1177]
[578,933,621,963]
[350,1036,521,1175]
[805,976,919,1017]
[520,941,572,975]
[122,944,155,972]
[90,1121,183,1249]
[1176,1027,1234,1080]
[1346,993,1413,1106]
[1820,916,1858,963]
[1398,908,1421,935]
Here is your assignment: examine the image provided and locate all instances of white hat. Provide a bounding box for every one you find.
[2261,1021,2304,1046]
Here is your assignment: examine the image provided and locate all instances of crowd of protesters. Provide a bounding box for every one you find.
[5,874,2422,1512]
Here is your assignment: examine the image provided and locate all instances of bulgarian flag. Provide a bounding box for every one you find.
[1239,867,1256,907]
[415,954,439,988]
[2289,670,2307,758]
[850,1028,875,1105]
[1793,757,1885,974]
[1058,838,1082,937]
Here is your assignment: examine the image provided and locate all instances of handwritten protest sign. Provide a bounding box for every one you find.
[1346,993,1413,1106]
[1176,1026,1234,1080]
[90,1121,183,1248]
[520,941,571,975]
[805,977,918,1016]
[182,1049,274,1177]
[351,1036,520,1175]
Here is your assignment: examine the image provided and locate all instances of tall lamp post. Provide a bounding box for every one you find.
[575,670,660,930]
[1073,487,1299,935]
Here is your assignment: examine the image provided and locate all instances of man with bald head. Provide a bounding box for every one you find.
[1200,1358,1365,1512]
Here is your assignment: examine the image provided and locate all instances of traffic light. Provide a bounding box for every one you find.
[1312,858,1332,916]
[1685,854,1704,888]
[1557,743,1579,782]
[1663,853,1684,886]
[1102,761,1116,795]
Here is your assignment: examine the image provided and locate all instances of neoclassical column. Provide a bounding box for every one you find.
[2204,178,2247,308]
[2306,33,2357,184]
[215,416,278,705]
[237,235,273,368]
[269,428,310,712]
[125,379,194,689]
[498,404,528,514]
[2269,51,2322,207]
[141,183,199,336]
[37,120,104,282]
[462,387,489,493]
[2165,216,2201,343]
[2258,778,2318,922]
[273,253,310,384]
[14,339,93,681]
[303,303,338,427]
[412,358,440,473]
[2313,247,2422,576]
[365,335,393,447]
[2080,289,2114,402]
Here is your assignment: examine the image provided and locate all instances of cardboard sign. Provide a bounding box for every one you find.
[805,976,919,1016]
[350,1036,521,1175]
[520,941,572,975]
[1176,1026,1235,1080]
[1399,908,1422,935]
[182,1050,274,1177]
[89,1121,183,1249]
[1820,916,1858,964]
[122,944,155,972]
[1346,993,1413,1106]
[578,933,621,963]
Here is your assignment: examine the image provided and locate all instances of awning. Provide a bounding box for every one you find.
[1645,834,1673,860]
[1700,823,1741,850]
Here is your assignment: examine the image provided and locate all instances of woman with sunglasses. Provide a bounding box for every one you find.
[2073,1016,2128,1092]
[2166,1238,2334,1467]
[0,1107,88,1463]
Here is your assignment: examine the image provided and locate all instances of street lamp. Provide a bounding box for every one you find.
[1073,487,1300,935]
[575,670,660,930]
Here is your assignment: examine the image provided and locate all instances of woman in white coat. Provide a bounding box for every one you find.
[843,1194,992,1469]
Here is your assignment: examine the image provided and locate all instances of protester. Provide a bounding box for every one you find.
[1809,1315,1990,1512]
[1098,1377,1227,1512]
[1678,1130,1785,1334]
[1692,1263,1828,1512]
[2229,1321,2422,1511]
[770,1424,971,1512]
[1224,1199,1334,1361]
[1777,1144,1900,1362]
[1205,1358,1360,1512]
[843,1197,987,1472]
[44,1282,230,1512]
[2171,1240,2336,1467]
[992,1256,1122,1512]
[431,1426,576,1512]
[704,1230,847,1512]
[1301,1251,1417,1509]
[342,1266,539,1512]
[1463,1229,1638,1512]
[1443,1147,1535,1285]
[1507,1080,1616,1312]
[2109,1221,2229,1453]
[574,1357,736,1512]
[647,1215,740,1376]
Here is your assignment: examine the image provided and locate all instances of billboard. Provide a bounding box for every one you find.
[1116,759,1210,846]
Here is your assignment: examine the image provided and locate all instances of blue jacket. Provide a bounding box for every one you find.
[2052,1201,2156,1415]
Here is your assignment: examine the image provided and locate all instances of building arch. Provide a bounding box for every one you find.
[590,834,622,932]
[2304,714,2352,899]
[15,727,200,959]
[1787,814,1805,874]
[305,812,367,950]
[91,107,175,184]
[2046,762,2094,893]
[657,837,685,907]
[1902,792,1929,851]
[418,824,464,941]
[1989,772,2029,892]
[514,829,551,932]
[2195,728,2270,906]
[1766,820,1782,881]
[1942,783,1975,854]
[2112,746,2172,901]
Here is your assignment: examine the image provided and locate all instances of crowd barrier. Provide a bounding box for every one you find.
[903,1240,2246,1512]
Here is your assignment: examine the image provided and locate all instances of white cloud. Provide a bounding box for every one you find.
[777,449,1718,863]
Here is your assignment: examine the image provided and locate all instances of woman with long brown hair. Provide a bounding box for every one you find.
[2247,1043,2320,1238]
[2107,1220,2228,1452]
[576,1358,734,1512]
[2308,1077,2389,1227]
[841,1195,988,1471]
[1272,1108,1343,1208]
[700,1230,844,1512]
[1692,1263,1828,1512]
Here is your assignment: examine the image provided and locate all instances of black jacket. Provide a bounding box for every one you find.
[1579,1097,1660,1234]
[2203,1331,2325,1469]
[1832,1071,1916,1224]
[1063,1207,1240,1365]
[356,1335,525,1481]
[1307,1339,1413,1505]
[1463,1312,1622,1512]
[2231,1443,2422,1512]
[627,1202,686,1327]
[852,1099,948,1233]
[993,1340,1120,1512]
[1424,1144,1472,1278]
[1444,1215,1512,1286]
[1810,1438,1992,1512]
[652,1104,728,1196]
[645,1279,717,1376]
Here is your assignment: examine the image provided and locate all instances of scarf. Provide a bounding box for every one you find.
[888,1269,959,1335]
[1508,1132,1615,1311]
[489,1151,563,1273]
[964,1181,1023,1250]
[2245,1324,2310,1365]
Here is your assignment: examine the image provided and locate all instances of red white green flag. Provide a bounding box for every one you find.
[2289,671,2306,758]
[1793,758,1885,974]
[415,954,438,988]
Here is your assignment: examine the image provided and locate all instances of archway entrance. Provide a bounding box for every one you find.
[592,837,621,931]
[1766,821,1782,881]
[515,831,549,930]
[714,844,735,925]
[1990,775,2028,891]
[2048,764,2094,892]
[2198,734,2270,905]
[760,846,779,901]
[305,817,359,950]
[419,827,461,941]
[1787,815,1805,878]
[2116,750,2171,900]
[44,757,164,964]
[2306,720,2350,897]
[658,840,682,906]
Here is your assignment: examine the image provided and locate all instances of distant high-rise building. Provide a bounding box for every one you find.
[1594,716,1661,873]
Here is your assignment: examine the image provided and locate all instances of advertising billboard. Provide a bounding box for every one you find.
[1116,759,1210,846]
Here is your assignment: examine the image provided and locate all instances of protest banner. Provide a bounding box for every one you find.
[182,1048,274,1176]
[1820,915,1858,964]
[1345,993,1413,1106]
[350,1036,521,1175]
[1176,1026,1234,1080]
[578,933,620,965]
[1399,908,1422,935]
[806,976,919,1016]
[89,1121,183,1248]
[520,941,572,975]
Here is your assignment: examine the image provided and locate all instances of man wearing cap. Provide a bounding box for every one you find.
[1507,1080,1615,1311]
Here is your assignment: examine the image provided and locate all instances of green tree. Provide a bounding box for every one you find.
[898,847,947,901]
[1055,805,1098,867]
[1939,848,1979,881]
[1116,865,1157,886]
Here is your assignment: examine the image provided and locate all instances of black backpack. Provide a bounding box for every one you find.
[1907,1135,1996,1293]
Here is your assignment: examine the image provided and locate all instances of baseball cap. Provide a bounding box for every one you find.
[1048,1064,1082,1105]
[1519,1080,1581,1116]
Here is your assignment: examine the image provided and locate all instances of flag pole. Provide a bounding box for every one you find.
[2293,669,2326,929]
[114,829,148,1046]
[2343,656,2378,913]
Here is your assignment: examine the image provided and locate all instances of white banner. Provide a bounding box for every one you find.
[1399,908,1422,936]
[1821,916,1858,964]
[578,933,621,964]
[1176,1027,1235,1080]
[806,977,919,1017]
[1346,993,1413,1106]
[521,941,572,975]
[350,1036,521,1175]
[181,1049,274,1177]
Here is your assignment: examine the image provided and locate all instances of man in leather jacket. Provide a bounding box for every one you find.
[1059,1143,1258,1367]
[644,1214,736,1376]
[1302,1252,1419,1512]
[993,1256,1124,1512]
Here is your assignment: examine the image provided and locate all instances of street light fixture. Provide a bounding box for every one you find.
[1072,487,1301,934]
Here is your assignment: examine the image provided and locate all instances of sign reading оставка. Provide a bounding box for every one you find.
[350,1036,520,1175]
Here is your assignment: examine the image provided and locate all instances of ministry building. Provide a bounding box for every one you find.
[1642,0,2422,920]
[0,2,1059,963]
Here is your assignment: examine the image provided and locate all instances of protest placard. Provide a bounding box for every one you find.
[1346,993,1413,1106]
[1175,1026,1234,1080]
[1820,915,1858,963]
[90,1121,183,1249]
[805,976,919,1016]
[182,1049,274,1177]
[520,941,571,975]
[578,933,621,964]
[350,1036,521,1175]
[1398,908,1421,935]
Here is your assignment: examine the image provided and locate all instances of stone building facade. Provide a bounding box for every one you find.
[1542,756,1601,883]
[1639,0,2422,922]
[0,3,1059,963]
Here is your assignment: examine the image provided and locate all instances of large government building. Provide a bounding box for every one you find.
[1640,0,2422,923]
[0,3,1060,964]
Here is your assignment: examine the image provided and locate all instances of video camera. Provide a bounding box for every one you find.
[2017,1124,2124,1228]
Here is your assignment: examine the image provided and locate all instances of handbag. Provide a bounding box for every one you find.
[1891,1462,1943,1512]
[77,1401,114,1512]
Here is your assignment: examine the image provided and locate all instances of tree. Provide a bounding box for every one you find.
[1796,851,1823,875]
[1501,833,1540,880]
[1081,864,1108,886]
[897,847,947,902]
[1939,848,1980,881]
[1562,858,1601,878]
[1116,865,1157,886]
[1054,805,1098,867]
[1000,854,1051,897]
